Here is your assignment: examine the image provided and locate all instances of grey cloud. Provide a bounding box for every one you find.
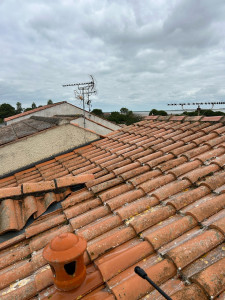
[0,0,225,112]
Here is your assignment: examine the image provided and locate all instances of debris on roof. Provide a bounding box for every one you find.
[0,115,225,299]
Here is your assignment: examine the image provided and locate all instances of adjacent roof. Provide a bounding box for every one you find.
[0,115,225,299]
[4,102,67,122]
[0,116,70,147]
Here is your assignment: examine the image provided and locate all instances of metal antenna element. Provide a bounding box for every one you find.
[62,75,97,127]
[168,102,225,116]
[134,266,172,300]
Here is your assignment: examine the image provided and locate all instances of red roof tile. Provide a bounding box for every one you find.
[1,117,225,299]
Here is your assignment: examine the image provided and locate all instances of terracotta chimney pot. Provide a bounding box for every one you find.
[43,232,87,291]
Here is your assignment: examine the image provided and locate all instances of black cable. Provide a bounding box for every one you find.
[134,266,172,300]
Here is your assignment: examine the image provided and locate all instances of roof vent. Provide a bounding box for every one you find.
[43,232,87,291]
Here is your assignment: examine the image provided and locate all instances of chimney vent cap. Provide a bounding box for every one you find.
[43,233,86,263]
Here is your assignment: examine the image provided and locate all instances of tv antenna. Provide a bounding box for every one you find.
[168,101,225,116]
[62,75,97,127]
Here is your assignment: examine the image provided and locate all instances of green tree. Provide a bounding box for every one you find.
[120,107,129,115]
[47,99,53,105]
[0,103,16,120]
[149,109,167,116]
[107,109,143,125]
[31,102,37,109]
[91,109,104,117]
[16,102,23,114]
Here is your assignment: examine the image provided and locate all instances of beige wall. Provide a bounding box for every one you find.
[0,124,100,176]
[6,103,84,125]
[71,117,112,136]
[6,103,121,131]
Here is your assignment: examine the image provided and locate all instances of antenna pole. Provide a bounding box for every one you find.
[167,101,225,113]
[62,75,97,128]
[82,88,85,128]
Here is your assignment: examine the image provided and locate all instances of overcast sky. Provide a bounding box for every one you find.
[0,0,225,112]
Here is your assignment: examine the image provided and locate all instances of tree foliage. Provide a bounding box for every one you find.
[47,99,53,105]
[0,103,16,120]
[107,108,142,125]
[16,102,23,114]
[182,109,225,116]
[31,102,37,109]
[91,109,104,117]
[149,109,168,116]
[120,107,129,115]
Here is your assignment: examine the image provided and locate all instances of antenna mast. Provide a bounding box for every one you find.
[168,102,225,116]
[62,75,97,127]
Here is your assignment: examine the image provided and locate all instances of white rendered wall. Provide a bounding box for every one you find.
[71,117,112,136]
[0,124,99,176]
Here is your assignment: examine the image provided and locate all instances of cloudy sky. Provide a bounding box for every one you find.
[0,0,225,112]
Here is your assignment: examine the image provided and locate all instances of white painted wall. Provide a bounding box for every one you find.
[6,102,121,131]
[71,117,112,136]
[6,103,84,125]
[84,113,120,130]
[0,123,99,176]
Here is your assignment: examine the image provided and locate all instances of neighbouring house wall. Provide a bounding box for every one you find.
[6,102,120,131]
[6,103,84,125]
[0,124,100,176]
[84,113,121,130]
[71,117,112,136]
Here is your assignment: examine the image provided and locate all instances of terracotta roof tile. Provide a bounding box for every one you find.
[151,179,191,201]
[192,257,225,298]
[70,205,110,230]
[96,239,153,282]
[144,215,198,250]
[98,183,133,202]
[115,194,158,219]
[106,188,145,210]
[63,198,101,220]
[166,185,211,210]
[201,116,223,122]
[146,153,175,169]
[160,140,184,153]
[140,278,185,299]
[129,204,176,233]
[211,154,225,168]
[182,193,225,222]
[129,169,162,186]
[158,227,202,256]
[182,243,225,279]
[170,142,196,156]
[77,214,123,241]
[61,188,94,209]
[110,258,176,300]
[157,156,187,172]
[138,173,175,193]
[171,283,208,300]
[137,151,163,164]
[1,117,225,299]
[168,160,202,178]
[210,214,225,235]
[184,164,220,185]
[167,229,224,269]
[87,225,136,260]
